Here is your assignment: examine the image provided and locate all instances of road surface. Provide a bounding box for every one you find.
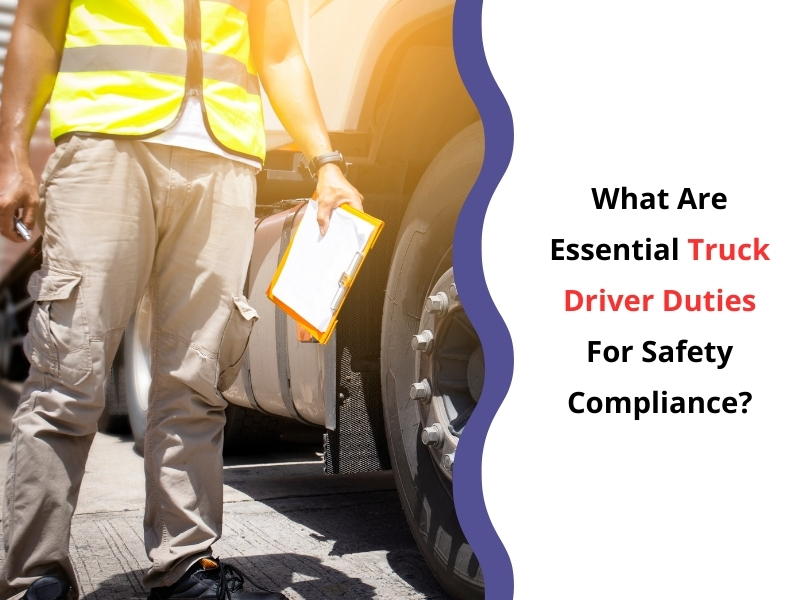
[0,380,447,599]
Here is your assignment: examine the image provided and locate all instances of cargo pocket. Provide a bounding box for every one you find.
[217,296,259,393]
[23,266,91,386]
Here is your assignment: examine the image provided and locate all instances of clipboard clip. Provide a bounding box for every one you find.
[331,251,363,311]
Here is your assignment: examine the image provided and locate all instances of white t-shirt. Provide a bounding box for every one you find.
[145,97,262,170]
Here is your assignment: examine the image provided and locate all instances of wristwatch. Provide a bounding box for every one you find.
[308,150,348,176]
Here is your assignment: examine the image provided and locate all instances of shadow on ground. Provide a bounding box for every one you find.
[219,452,446,598]
[87,465,446,599]
[90,554,380,600]
[256,487,446,598]
[218,456,446,598]
[0,379,447,599]
[87,525,445,599]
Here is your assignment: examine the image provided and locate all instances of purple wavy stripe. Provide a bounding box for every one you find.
[452,0,515,598]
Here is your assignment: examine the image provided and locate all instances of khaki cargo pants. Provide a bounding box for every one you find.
[0,137,258,599]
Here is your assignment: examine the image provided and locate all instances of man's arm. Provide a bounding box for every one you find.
[0,0,70,242]
[249,0,363,235]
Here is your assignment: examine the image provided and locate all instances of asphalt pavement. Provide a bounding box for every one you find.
[0,380,447,599]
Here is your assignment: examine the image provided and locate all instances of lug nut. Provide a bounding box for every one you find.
[448,283,459,301]
[411,330,434,353]
[425,292,449,315]
[421,423,444,447]
[409,379,432,403]
[443,452,455,471]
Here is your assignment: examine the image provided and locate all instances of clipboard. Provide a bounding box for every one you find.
[266,200,384,344]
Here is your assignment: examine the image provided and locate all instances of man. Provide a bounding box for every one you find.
[0,0,363,598]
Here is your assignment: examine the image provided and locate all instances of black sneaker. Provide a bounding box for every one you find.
[147,557,286,600]
[21,577,70,600]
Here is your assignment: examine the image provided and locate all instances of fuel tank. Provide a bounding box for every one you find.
[224,203,335,428]
[225,195,409,432]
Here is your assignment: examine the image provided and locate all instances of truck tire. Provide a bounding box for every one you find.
[381,121,485,599]
[119,291,284,453]
[0,290,31,382]
[100,358,131,434]
[0,298,15,379]
[118,292,152,452]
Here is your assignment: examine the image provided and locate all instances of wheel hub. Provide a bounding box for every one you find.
[410,268,481,481]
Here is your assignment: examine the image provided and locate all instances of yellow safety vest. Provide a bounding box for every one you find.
[50,0,266,164]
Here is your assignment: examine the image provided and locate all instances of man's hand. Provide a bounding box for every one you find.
[0,156,38,242]
[0,0,71,242]
[315,163,363,236]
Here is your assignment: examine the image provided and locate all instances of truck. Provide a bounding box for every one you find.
[0,1,484,598]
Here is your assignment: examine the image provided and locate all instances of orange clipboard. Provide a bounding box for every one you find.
[266,202,384,345]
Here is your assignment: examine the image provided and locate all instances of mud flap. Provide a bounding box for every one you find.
[322,194,409,475]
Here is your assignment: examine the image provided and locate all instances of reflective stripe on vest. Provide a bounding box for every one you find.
[59,46,261,96]
[50,0,266,164]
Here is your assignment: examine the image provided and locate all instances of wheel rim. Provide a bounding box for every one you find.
[411,268,482,482]
[129,292,152,412]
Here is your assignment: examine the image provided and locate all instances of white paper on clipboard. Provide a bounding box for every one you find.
[269,200,378,334]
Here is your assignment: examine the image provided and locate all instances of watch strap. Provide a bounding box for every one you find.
[309,151,347,176]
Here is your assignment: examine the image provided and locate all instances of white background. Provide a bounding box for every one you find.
[482,1,800,598]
